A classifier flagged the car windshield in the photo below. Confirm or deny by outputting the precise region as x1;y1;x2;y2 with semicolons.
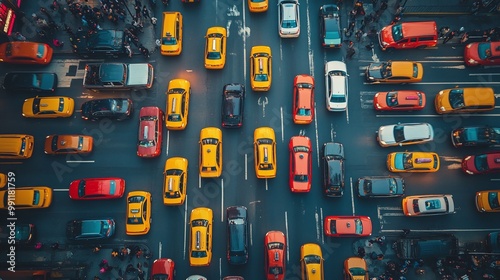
393;125;406;143
255;73;269;82
391;23;403;41
293;146;309;153
381;62;392;78
267;242;284;250
349;267;367;276
425;199;442;210
488;192;500;209
478;42;492;60
474;154;490;171
297;108;311;116
294;175;308;182
354;218;363;234
402;152;414;170
202;138;219;145
281;19;297;28
388;178;398;194
191;250;207;257
386;92;398;106
448;89;465;109
168;114;181;121
304;254;321;264
207;51;221;59
297;83;312;89
162;35;177;45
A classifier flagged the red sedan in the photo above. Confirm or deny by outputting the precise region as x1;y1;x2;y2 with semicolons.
150;258;175;280
324;216;372;237
373;90;426;111
69;178;125;200
138;106;164;158
464;41;500;66
264;231;286;280
462;152;500;175
289;136;312;193
292;74;315;124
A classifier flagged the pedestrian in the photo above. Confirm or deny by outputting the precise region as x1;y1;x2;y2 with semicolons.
135;0;142;7
126;264;136;274
51;242;60;249
395;5;404;16
347;21;355;32
357;247;366;257
125;42;132;57
390;15;401;25
347;47;355;59
402;228;411;237
142;5;150;19
370;251;378;260
443;31;455;44
138;270;145;280
375;236;385;245
377;253;384;260
99;259;108;268
111;250;119;258
93;245;102;253
34;242;43;250
150;16;157;27
52;39;64;48
355;29;363;42
136;248;143;258
137;262;142;271
380;1;388;11
13;32;26;41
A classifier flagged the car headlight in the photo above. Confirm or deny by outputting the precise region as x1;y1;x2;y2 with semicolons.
465;170;474;175
466;44;472;49
375;103;381;109
467;58;478;64
464;156;471;161
381;41;389;47
438;91;444;96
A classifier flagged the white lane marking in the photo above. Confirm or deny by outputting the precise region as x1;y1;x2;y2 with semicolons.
53;189;69;191
285;211;290;262
250;223;253;246
377;114;500;117
491;179;500;181
198;175;201;188
425;56;463;59
281;107;284;143
183;195;188;260
320;207;324;244
245;153;248;180
431;65;466;69
315;209;320;241
265;178;268;191
221;178;224;222
365;81;500;85
314;102;320;168
166;131;170;156
381;228;500;233
219;258;222;279
242;0;247;82
350;177;355;215
66;160;94;163
158;242;162;259
306;0;314;75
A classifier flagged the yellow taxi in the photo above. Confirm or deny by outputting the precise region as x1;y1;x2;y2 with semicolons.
166;79;191;130
44;135;93;155
300;243;324;280
126;191;152;235
205;27;227;69
189;207;213;266
22;96;74;118
434;87;495;114
161;12;183;56
248;0;268;12
387;151;440;173
0;186;52;209
475;190;500;212
199;127;223;178
163;157;188;206
254;127;277;178
250;46;272;91
365;61;423;84
344;257;369;280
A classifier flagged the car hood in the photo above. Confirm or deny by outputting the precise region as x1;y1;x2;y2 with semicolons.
378;125;396;144
367;63;384;79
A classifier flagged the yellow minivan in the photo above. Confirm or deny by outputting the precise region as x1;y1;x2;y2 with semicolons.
161;12;183;56
434;87;495;114
0;186;53;209
0;134;34;159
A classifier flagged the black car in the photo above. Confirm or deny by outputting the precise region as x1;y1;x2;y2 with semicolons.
81;98;133;121
451;126;500;147
319;4;342;48
221;83;245;128
395;235;459;260
66;219;115;241
226;206;248;265
73;30;126;58
357;176;405;198
322;142;344;197
0;223;35;247
3;72;57;93
486;231;500;253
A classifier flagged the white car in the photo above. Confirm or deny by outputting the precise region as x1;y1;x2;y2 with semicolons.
325;61;348;111
278;0;300;38
402;194;455;217
377;123;434;147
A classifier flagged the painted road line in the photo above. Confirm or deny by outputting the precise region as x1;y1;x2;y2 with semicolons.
425;56;464;59
350;177;355;215
158;242;162;259
306;0;314;76
491;179;500;181
166;130;169;156
281;107;284;143
242;0;247;82
245;153;248;180
377;114;500;117
330;124;336;142
66;160;94;163
221;178;224;222
431;65;466;69
469;73;500;76
441;156;462;162
315;210;320;241
53;189;69;191
285;211;289;262
183;195;188;260
381;228;500;233
320;207;324;245
0;162;22;164
265;178;268;191
250;223;253;246
219;258;222;280
198;175;201;189
314;101;320;168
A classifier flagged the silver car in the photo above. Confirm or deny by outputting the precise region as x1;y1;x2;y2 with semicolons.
377;123;434;147
325;61;348;111
278;0;300;38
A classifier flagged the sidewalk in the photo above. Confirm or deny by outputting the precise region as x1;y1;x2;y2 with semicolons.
13;0;157;55
0;243;152;280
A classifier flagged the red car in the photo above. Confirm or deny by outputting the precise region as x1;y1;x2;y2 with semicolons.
137;106;164;158
289;136;312;192
150;258;175;280
464;41;500;66
462;152;500;175
324;216;372;237
264;231;286;280
373;90;426;111
292;74;315;124
69;178;125;200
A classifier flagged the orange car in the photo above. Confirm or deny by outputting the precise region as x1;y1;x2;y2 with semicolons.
289;136;312;193
44;135;93;155
0;41;53;65
292;74;315;124
373;90;426;111
137;106;164;158
264;231;286;280
324;216;372;237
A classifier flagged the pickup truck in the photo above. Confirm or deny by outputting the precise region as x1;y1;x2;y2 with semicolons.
73;29;126;58
83;63;154;90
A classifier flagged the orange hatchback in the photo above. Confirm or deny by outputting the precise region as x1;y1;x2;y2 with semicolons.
292;74;315;124
373;90;426;111
44;135;93;155
324;215;372;237
289;136;312;193
0;41;53;65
